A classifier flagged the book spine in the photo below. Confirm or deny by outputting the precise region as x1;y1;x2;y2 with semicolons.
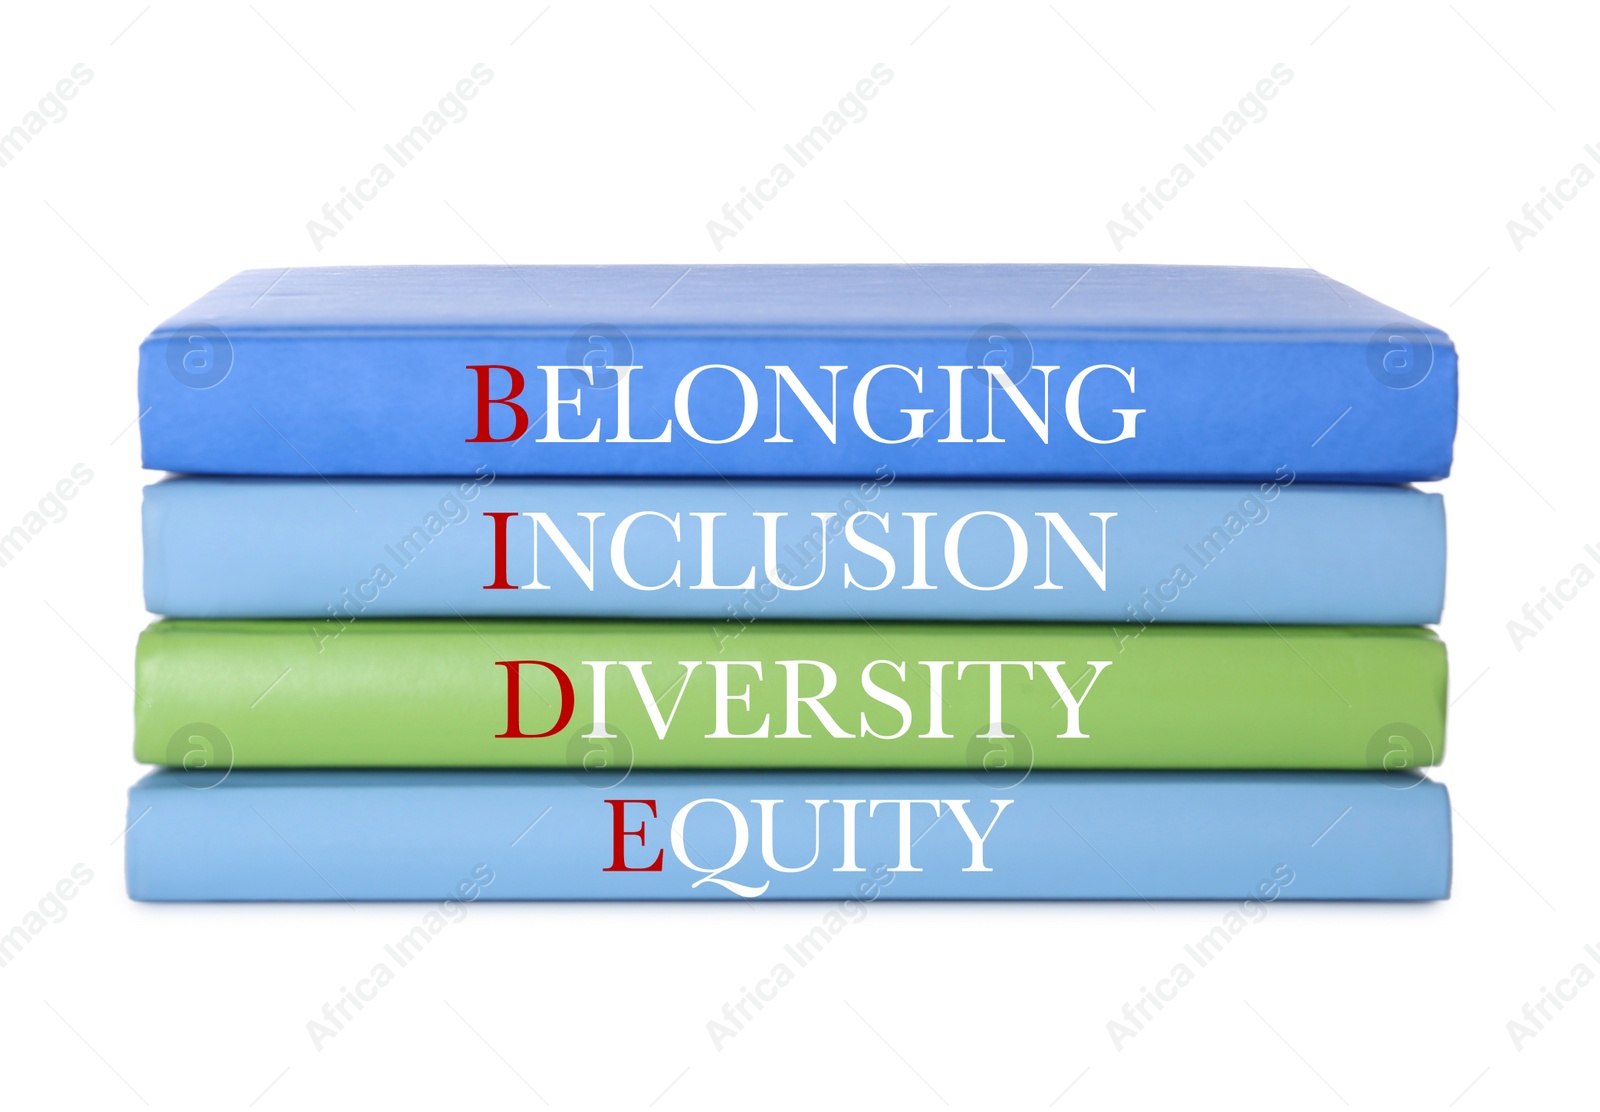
142;478;1446;624
124;770;1453;901
132;620;1447;770
137;333;1457;481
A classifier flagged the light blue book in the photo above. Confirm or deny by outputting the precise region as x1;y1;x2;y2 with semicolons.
125;770;1452;901
142;477;1445;623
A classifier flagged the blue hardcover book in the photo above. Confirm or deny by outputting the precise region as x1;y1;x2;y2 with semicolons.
137;265;1456;481
125;770;1451;901
142;476;1445;623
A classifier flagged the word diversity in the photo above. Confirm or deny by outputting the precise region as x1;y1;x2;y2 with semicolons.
492;657;1111;741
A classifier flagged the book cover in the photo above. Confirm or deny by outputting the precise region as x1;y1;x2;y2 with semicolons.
142;477;1446;624
137;264;1456;481
134;620;1447;770
124;769;1452;901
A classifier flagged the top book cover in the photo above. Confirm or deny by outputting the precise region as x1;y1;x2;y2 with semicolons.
137;264;1457;481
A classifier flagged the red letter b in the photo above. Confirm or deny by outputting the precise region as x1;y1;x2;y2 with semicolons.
467;364;530;443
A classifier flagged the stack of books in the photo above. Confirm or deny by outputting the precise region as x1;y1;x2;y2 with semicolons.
127;264;1455;901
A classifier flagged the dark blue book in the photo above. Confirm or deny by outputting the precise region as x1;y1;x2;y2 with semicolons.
125;770;1452;901
138;264;1456;481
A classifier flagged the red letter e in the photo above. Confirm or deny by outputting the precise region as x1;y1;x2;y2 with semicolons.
604;799;664;872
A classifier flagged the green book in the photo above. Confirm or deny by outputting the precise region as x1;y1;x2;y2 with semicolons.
134;620;1446;770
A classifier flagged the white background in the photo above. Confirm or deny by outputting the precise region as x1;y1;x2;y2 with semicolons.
0;2;1594;1108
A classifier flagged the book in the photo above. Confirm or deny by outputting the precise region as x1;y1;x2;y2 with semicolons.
135;620;1447;770
142;477;1446;624
124;769;1452;901
137;264;1456;481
